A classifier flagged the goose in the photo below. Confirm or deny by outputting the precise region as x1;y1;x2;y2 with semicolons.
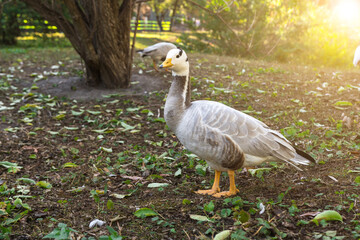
353;45;360;67
137;42;177;71
160;48;315;198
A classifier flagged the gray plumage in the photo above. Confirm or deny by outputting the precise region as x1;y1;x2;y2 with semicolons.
137;42;177;62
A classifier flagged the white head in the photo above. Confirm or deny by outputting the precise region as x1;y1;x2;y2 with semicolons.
160;48;189;76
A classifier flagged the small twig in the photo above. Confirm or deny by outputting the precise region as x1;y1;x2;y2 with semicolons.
266;36;282;56
129;0;142;78
253;216;276;237
269;220;284;240
155;210;166;220
214;0;234;13
244;11;257;34
117;222;122;235
183;229;191;240
248;32;255;51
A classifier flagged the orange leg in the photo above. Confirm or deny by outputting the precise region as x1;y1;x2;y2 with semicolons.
213;170;239;198
195;170;221;195
153;60;159;72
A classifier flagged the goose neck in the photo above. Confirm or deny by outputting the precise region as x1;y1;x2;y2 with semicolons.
167;73;191;108
164;73;191;130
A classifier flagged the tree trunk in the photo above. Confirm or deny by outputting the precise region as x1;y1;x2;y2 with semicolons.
153;4;164;31
169;0;179;31
21;0;133;88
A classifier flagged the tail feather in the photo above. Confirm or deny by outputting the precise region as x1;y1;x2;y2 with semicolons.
286;147;315;171
294;147;316;164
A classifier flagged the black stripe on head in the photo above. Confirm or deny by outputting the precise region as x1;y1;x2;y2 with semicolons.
186;57;188;62
176;47;183;58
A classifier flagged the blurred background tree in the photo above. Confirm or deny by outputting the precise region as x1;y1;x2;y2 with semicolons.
1;0;359;72
179;0;360;67
0;0;42;45
150;0;182;31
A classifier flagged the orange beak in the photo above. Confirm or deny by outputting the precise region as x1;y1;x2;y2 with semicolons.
160;58;173;69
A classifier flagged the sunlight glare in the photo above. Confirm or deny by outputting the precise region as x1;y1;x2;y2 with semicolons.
333;0;360;25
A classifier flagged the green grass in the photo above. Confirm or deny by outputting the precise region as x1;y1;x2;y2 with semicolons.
132;32;180;50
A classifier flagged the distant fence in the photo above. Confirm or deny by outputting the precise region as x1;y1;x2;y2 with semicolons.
131;20;171;31
20;20;171;34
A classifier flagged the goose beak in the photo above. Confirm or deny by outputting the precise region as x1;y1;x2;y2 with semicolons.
160;58;173;69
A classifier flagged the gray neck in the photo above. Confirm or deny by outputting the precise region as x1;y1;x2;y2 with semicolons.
164;74;191;131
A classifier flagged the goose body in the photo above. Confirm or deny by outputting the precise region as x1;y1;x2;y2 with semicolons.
137;42;177;71
353;45;360;67
160;49;315;197
173;100;311;171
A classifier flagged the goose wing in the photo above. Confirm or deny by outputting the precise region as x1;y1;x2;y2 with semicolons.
192;100;298;164
141;42;176;59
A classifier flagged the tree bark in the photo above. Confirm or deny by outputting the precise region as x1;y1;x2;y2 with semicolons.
21;0;133;88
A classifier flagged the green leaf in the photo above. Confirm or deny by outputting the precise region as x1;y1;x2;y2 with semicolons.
13;198;31;210
354;176;360;184
189;214;212;222
71;110;84;116
53;114;66;120
110;193;130;199
214;230;231;240
92;128;108;133
204;201;215;213
248;168;271;176
220;208;232;218
87;110;102;115
334;101;352;106
0;161;22;173
312;210;343;226
234;210;250;223
48;131;59;135
107;200;114;210
126;107;141;112
36;181;52;189
43;223;78;239
68;186;85;193
153;118;166;123
100;147;113;153
64;126;79;131
134;208;158;219
0;209;8;216
62;162;79;168
147;183;169;188
120;122;135;131
174;168;182;177
17;178;36;185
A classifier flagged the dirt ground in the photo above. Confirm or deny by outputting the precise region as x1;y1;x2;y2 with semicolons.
0;51;360;239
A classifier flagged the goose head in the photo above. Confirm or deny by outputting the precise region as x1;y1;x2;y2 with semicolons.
160;48;189;76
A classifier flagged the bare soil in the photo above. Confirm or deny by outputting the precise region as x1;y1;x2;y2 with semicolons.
0;51;359;239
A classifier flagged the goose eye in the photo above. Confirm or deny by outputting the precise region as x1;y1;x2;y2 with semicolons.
176;55;180;58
